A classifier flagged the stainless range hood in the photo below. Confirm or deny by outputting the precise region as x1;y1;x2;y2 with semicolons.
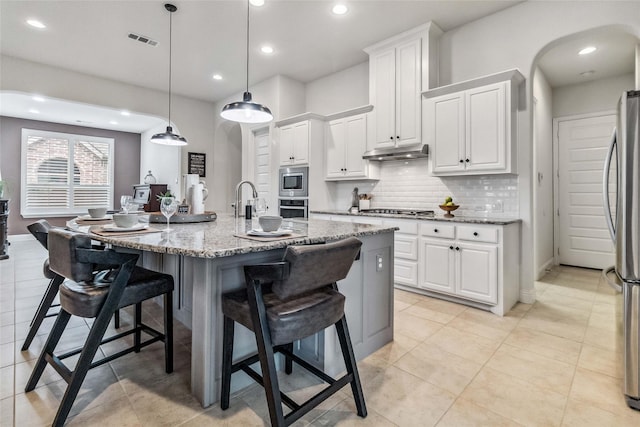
362;144;428;161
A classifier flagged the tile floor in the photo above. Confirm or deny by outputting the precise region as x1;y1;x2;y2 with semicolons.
2;238;640;426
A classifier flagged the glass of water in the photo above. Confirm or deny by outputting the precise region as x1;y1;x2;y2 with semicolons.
253;198;268;217
120;195;133;213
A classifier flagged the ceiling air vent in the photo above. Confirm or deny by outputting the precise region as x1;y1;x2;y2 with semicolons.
127;33;158;47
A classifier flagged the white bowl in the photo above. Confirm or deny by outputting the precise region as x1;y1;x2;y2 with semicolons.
112;213;139;228
88;208;107;218
259;215;283;232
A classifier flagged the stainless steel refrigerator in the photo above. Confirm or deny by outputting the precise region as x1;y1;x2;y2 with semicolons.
603;89;640;411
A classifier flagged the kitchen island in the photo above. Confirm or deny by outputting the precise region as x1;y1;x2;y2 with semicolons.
70;215;396;407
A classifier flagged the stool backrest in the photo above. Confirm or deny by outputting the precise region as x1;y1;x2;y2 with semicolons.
273;237;362;300
27;219;52;250
48;228;93;282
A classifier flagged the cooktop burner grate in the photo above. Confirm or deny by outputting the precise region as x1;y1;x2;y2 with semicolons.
361;209;435;216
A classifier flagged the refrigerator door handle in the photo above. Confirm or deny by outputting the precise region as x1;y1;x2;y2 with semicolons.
602;265;623;292
603;128;617;242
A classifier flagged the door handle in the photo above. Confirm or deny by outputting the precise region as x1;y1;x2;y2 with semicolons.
602;128;617;242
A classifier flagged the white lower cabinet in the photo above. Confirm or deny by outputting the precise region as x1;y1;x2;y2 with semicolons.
309;213;520;315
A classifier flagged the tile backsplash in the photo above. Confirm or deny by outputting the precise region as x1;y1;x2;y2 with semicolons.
333;159;519;217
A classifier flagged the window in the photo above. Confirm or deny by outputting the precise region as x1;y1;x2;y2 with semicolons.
21;129;114;217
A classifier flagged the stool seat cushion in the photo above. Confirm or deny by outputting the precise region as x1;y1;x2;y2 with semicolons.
59;266;174;318
222;284;345;346
43;259;56;280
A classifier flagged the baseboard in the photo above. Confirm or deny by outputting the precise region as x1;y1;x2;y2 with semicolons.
519;286;536;304
536;257;555;280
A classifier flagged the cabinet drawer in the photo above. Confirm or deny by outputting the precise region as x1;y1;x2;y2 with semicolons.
457;225;498;243
420;223;455;239
383;219;418;234
394;234;418;260
394;259;418;286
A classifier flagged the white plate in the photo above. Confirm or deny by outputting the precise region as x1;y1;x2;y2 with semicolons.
78;214;112;221
247;229;292;237
101;224;147;232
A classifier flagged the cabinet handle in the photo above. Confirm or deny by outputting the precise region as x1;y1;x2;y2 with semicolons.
434;229;438;233
459;159;464;163
473;232;478;236
455;246;460;251
397;136;400;139
390;136;394;140
465;159;470;163
449;246;454;250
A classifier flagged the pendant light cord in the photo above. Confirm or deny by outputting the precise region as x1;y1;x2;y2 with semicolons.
168;8;173;125
245;0;250;94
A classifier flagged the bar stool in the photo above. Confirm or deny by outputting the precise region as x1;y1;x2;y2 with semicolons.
220;237;367;426
25;228;174;426
22;220;120;351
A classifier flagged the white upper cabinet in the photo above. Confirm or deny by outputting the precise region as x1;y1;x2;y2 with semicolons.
279;121;310;166
325;113;378;180
365;22;442;150
424;69;524;176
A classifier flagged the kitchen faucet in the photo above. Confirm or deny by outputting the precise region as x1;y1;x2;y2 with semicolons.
234;180;259;218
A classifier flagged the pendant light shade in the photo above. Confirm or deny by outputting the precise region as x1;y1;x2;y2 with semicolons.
151;3;187;146
220;0;273;124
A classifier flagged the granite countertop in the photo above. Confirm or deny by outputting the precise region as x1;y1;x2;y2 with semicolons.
310;210;521;225
68;214;397;258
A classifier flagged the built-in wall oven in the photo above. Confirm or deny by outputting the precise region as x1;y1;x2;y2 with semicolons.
279;198;308;219
279;166;308;198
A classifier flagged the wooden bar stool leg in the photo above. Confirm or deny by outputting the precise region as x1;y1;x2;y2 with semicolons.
164;292;173;373
53;306;118;426
25;310;71;392
284;343;294;374
335;316;367;418
248;288;286;427
220;315;234;410
21;275;64;351
134;302;142;352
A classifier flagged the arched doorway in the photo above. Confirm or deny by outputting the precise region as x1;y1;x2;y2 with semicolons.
531;26;638;276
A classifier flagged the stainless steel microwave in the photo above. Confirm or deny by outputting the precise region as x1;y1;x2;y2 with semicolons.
279;166;308;198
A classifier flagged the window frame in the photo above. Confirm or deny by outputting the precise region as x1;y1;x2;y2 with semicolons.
20;128;115;218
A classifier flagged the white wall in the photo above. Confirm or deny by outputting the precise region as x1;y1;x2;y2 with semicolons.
437;1;640;302
533;68;554;278
305;62;369;115
553;73;634;117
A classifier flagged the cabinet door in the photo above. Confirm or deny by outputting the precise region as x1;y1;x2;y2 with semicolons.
465;82;506;172
428;92;465;174
344;114;368;177
456;241;497;304
395;38;421;147
394;258;418;287
419;238;455;294
370;48;396;148
326;119;345;178
292;121;310;165
279;125;294;165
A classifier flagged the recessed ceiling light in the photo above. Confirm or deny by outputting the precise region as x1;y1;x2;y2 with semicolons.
332;4;348;15
212;74;223;80
261;45;274;54
578;46;597;55
120;110;131;116
26;19;46;29
32;96;45;102
580;70;595;77
29;109;40;114
249;0;265;6
110;120;118;125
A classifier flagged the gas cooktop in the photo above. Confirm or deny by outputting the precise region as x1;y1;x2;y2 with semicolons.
360;209;435;217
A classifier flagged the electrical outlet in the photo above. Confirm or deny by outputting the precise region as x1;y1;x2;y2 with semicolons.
376;255;383;272
492;200;503;212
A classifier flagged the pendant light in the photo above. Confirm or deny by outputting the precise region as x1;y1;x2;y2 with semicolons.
220;0;273;123
151;3;187;146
